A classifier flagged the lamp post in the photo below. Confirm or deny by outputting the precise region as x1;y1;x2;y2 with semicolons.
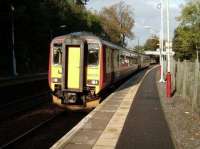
137;38;140;52
159;0;165;82
11;4;17;76
145;0;165;82
134;37;140;52
166;0;172;97
144;25;165;83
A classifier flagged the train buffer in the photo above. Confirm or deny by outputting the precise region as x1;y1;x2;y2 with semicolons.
51;66;175;149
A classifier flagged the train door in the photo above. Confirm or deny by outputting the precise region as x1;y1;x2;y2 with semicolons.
111;49;115;83
105;47;112;84
63;39;87;93
67;47;81;89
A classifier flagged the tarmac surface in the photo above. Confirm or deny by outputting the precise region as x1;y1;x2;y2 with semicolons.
51;66;175;149
115;68;174;149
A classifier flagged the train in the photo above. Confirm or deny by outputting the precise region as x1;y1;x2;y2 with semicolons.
48;32;151;108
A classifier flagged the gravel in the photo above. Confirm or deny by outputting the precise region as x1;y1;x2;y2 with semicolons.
156;71;200;149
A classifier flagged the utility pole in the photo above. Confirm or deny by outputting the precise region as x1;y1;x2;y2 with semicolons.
11;4;17;77
159;0;165;82
166;0;172;97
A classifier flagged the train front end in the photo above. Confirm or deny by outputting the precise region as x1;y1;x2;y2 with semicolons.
49;35;101;108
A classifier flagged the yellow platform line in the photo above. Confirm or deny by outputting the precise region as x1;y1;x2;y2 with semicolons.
93;65;159;149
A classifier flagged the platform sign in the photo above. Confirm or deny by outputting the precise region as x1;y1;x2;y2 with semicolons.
165;42;172;48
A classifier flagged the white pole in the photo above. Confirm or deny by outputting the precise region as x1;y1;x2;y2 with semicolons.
166;0;170;73
159;0;165;82
166;0;172;97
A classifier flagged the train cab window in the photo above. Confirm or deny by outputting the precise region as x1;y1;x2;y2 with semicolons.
53;43;62;65
88;43;99;66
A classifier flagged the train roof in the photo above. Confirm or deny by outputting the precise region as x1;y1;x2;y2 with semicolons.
66;32;139;53
51;32;148;55
51;32;98;44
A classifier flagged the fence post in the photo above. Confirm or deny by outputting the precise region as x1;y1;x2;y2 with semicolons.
176;59;181;95
192;59;199;113
171;58;176;94
174;60;177;94
182;60;187;99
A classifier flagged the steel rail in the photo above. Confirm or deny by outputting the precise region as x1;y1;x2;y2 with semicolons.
0;73;48;87
0;91;50;110
0;111;63;149
0;91;51;120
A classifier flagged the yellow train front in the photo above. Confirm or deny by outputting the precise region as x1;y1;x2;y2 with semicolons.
49;33;101;108
48;32;150;108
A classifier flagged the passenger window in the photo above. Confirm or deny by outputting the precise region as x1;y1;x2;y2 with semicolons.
53;43;62;65
88;43;99;66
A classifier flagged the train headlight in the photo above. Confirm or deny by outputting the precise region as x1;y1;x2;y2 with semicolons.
52;78;61;83
87;80;99;85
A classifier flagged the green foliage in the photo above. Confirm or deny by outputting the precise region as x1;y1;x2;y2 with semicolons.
0;0;106;75
67;0;89;5
143;35;159;51
99;1;135;47
134;45;145;53
173;0;200;61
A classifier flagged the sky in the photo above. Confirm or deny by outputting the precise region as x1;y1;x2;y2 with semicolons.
86;0;186;48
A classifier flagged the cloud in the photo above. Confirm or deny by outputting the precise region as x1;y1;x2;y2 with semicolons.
87;0;185;47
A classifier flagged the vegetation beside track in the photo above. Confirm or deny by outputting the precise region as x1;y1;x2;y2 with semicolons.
0;1;135;76
0;1;103;75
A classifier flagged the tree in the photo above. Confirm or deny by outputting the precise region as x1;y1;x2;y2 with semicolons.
99;1;134;47
76;0;89;5
62;0;89;6
134;45;145;53
144;35;159;51
173;0;200;60
0;0;104;75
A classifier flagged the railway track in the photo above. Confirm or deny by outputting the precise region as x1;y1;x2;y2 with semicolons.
0;74;48;106
0;106;88;149
0;110;64;149
0;91;51;120
0;67;152;149
0;73;47;87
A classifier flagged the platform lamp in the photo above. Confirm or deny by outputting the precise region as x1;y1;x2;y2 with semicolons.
158;0;165;83
166;0;172;98
143;24;165;83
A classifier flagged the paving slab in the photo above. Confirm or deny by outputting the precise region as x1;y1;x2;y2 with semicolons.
115;68;174;149
63;143;92;149
69;129;102;145
51;67;152;149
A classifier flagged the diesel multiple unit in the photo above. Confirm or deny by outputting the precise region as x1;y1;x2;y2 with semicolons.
48;32;150;108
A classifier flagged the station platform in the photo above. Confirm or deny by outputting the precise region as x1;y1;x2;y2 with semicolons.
51;66;174;149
